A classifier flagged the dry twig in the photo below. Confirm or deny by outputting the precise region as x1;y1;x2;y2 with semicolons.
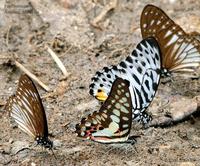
0;101;6;107
15;60;50;91
46;46;70;78
6;25;12;48
91;0;118;28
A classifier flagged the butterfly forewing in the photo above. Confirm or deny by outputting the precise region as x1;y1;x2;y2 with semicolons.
89;37;161;124
140;4;200;73
76;78;132;143
5;74;51;148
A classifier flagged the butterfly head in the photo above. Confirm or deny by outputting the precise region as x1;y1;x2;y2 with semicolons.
36;136;53;149
161;68;171;77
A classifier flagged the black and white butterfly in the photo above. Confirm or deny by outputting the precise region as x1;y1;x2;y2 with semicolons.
76;78;134;143
5;74;53;149
89;37;161;124
141;4;200;74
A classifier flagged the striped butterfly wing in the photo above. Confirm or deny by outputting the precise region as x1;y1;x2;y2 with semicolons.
89;37;161;124
141;4;200;73
5;74;52;148
76;78;132;143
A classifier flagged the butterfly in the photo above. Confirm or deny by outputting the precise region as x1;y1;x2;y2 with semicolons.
140;4;200;74
89;37;161;124
5;74;53;149
76;78;135;143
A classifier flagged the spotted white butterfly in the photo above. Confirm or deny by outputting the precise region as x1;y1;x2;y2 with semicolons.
89;37;161;124
141;4;200;74
76;78;135;143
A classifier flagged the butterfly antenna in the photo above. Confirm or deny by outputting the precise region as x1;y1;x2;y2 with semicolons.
50;149;58;166
51;149;57;160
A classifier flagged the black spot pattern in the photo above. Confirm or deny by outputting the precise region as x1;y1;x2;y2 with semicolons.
141;61;146;67
137;67;142;73
96;71;101;76
92;77;99;82
113;66;118;71
121;69;126;74
120;61;127;68
145;80;150;90
107;74;111;78
132;50;138;57
153;58;156;65
103;67;109;73
142;41;148;48
146;58;150;64
89;83;95;88
126;56;133;63
155;53;159;61
132;74;140;85
145;49;149;54
150;72;154;80
137;43;142;52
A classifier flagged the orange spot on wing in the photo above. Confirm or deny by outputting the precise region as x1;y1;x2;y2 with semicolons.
96;90;108;101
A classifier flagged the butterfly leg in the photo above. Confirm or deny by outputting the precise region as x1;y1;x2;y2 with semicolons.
140;111;152;125
127;135;141;145
132;110;152;126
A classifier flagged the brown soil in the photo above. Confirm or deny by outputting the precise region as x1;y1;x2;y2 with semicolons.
0;0;200;165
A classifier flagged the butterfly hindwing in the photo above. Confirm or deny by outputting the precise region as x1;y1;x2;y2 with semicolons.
76;78;132;143
89;37;161;124
140;4;200;73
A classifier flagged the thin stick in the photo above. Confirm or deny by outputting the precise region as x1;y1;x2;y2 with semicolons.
91;0;118;28
0;101;6;106
46;46;70;78
6;25;12;47
15;60;50;91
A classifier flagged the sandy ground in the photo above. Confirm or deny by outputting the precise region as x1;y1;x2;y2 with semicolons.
0;0;200;165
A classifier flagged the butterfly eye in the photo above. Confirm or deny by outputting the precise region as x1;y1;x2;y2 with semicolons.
141;4;200;74
5;74;53;150
89;37;161;125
